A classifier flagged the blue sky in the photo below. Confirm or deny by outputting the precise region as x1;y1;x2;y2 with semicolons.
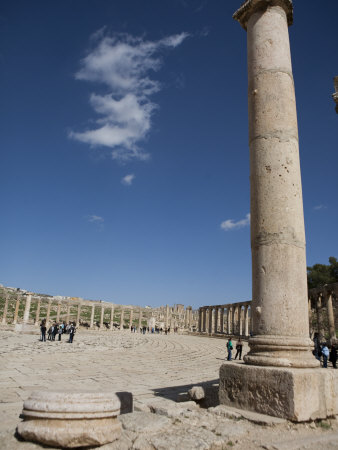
1;1;337;307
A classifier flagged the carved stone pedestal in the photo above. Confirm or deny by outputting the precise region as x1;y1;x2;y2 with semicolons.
17;391;123;448
219;362;338;421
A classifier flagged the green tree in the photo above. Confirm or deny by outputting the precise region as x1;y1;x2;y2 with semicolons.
307;256;338;289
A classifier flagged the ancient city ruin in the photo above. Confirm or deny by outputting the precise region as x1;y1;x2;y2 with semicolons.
1;0;337;448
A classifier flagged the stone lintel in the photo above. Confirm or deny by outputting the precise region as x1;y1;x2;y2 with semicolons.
219;362;338;421
233;0;293;30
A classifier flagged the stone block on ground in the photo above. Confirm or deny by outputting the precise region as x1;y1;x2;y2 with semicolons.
219;362;338;421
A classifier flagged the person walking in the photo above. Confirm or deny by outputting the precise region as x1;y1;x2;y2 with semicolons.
322;343;329;368
329;343;337;369
58;326;62;341
68;324;76;343
40;321;46;342
226;338;233;361
234;338;243;360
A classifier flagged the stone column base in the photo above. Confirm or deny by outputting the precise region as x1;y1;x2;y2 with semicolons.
219;362;338;421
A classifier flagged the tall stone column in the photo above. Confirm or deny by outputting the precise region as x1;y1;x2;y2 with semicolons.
316;294;324;339
100;305;104;329
1;291;9;325
208;307;213;334
203;308;207;332
66;303;71;323
76;304;81;325
129;309;133;328
110;306;115;331
165;305;169;329
239;306;243;336
120;308;124;330
214;307;219;333
13;295;20;325
35;298;41;326
23;295;32;324
244;305;249;336
46;299;52;325
198;308;202;332
327;293;336;340
219;308;224;333
231;306;236;335
227;308;231;334
219;2;329;423
138;307;142;331
233;0;317;368
56;303;61;323
90;305;95;328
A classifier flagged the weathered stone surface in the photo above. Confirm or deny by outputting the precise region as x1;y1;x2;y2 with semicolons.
209;404;286;425
18;417;121;448
17;391;122;448
119;412;170;433
188;386;205;400
219;362;338;421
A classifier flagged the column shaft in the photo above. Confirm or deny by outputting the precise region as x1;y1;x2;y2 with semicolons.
13;295;20;324
23;295;32;324
35;298;41;326
1;292;9;325
90;305;95;328
236;2;317;367
46;299;52;325
120;308;124;330
110;306;115;331
327;293;336;340
100;305;104;329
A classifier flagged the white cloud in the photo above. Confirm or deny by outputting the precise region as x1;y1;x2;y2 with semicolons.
121;174;135;186
313;204;327;211
87;215;104;223
70;31;189;161
220;213;250;231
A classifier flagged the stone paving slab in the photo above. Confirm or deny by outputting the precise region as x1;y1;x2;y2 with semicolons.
1;329;338;449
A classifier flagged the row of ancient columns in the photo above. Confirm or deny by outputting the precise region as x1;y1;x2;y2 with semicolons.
165;304;194;330
0;292;146;331
198;303;251;336
308;284;337;341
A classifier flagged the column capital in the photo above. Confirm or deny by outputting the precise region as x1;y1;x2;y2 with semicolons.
233;0;293;30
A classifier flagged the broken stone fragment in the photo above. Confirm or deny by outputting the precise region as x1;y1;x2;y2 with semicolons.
188;386;205;401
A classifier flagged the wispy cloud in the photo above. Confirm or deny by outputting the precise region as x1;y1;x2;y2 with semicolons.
87;215;104;223
220;213;250;231
313;204;327;211
86;215;104;230
69;31;189;162
121;174;135;185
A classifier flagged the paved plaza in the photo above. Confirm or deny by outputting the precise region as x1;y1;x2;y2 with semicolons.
1;329;337;449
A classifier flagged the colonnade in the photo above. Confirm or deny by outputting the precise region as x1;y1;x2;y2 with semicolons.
0;289;197;332
198;302;251;337
308;282;338;341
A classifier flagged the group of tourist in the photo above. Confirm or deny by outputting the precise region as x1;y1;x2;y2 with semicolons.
224;333;337;368
313;333;337;368
226;337;243;361
130;325;176;334
39;320;76;343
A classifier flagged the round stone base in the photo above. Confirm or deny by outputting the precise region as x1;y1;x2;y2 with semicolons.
17;391;123;448
18;417;121;448
244;335;320;368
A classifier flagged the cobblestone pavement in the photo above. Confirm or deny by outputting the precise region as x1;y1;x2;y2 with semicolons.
1;329;337;450
0;330;233;433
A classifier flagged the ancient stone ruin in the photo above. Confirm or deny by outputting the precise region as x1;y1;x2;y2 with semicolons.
218;0;338;421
